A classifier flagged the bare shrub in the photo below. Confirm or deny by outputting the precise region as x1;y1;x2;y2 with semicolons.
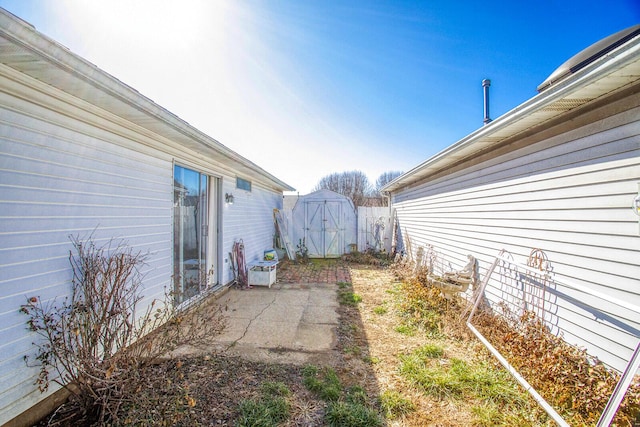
21;234;225;425
390;260;470;339
392;258;640;425
474;305;640;426
343;249;391;266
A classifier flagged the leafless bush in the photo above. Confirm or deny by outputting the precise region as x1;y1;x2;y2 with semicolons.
392;257;640;425
21;235;225;425
474;305;640;426
342;249;391;266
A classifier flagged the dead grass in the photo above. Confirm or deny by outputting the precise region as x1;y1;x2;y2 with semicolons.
345;265;518;426
37;260;640;426
388;263;640;426
473;307;640;426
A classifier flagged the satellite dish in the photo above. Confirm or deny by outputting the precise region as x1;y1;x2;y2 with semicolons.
537;24;640;92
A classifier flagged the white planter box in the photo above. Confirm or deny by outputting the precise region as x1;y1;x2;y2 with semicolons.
248;261;278;288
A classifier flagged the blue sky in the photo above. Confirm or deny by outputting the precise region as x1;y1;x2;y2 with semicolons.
1;1;638;193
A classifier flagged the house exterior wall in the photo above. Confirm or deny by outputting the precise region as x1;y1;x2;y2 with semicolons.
0;94;174;424
390;91;640;372
0;62;286;426
221;177;283;283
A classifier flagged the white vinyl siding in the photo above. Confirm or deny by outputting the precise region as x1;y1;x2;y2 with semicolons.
222;178;282;284
0;14;292;423
0;83;289;425
392;103;640;372
0;101;173;424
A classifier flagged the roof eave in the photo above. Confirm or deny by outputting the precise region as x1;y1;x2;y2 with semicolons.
0;8;295;193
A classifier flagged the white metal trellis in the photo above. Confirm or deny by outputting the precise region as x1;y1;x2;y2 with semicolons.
467;250;640;427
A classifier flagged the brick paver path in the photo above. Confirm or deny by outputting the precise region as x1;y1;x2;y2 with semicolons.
277;259;351;284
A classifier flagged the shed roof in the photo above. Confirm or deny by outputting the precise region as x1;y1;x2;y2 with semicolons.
300;189;344;198
299;189;353;201
293;189;356;210
383;26;640;194
0;8;294;193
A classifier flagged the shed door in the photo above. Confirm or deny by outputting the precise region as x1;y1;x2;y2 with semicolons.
324;201;342;257
305;200;343;258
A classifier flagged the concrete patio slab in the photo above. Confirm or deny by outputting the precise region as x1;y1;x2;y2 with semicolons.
174;280;340;366
293;323;336;351
301;305;340;324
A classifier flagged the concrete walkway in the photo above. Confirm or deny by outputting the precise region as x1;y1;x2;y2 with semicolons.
210;281;339;365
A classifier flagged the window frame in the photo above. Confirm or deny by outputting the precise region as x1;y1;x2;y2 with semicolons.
236;177;252;192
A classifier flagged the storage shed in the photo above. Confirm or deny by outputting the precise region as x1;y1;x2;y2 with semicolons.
0;9;294;425
289;189;357;258
383;25;640;374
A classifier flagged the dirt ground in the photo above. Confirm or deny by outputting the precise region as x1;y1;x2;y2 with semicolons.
160;260;492;426
38;260;519;426
340;264;484;426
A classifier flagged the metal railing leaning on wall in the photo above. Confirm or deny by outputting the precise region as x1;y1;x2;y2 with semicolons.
466;249;640;427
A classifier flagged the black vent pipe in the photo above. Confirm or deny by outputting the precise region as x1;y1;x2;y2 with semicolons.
482;79;492;125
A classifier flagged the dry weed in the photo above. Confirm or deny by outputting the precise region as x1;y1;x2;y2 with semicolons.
392;260;640;425
474;306;640;426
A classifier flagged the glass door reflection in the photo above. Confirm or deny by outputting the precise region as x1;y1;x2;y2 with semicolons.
173;165;208;304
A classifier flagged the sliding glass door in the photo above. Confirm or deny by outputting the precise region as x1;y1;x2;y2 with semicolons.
173;165;215;304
